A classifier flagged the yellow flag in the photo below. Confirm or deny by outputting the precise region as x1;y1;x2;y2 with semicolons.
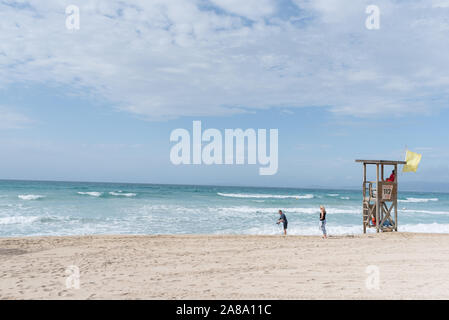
403;150;422;172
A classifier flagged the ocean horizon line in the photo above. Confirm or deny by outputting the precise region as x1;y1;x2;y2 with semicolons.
1;178;447;194
0;178;361;192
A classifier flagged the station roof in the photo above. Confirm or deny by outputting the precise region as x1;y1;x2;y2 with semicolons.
355;159;407;165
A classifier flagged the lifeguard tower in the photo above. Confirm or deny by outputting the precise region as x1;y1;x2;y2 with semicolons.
355;160;407;233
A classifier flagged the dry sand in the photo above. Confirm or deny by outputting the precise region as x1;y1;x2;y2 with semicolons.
1;233;449;299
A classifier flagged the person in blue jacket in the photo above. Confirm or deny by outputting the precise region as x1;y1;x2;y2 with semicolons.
277;210;288;236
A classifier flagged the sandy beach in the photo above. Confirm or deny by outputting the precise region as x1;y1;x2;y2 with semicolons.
1;233;449;299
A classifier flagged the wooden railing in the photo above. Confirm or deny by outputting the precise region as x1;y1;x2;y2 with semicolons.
363;181;377;201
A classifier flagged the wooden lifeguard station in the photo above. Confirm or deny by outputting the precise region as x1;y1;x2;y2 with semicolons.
355;160;407;233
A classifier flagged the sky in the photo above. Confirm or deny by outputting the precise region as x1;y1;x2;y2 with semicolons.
1;0;449;190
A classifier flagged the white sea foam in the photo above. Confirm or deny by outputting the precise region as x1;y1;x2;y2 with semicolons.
0;215;40;225
77;191;103;197
231;224;366;236
109;192;136;197
401;209;449;215
399;223;449;233
134;204;361;217
221;223;449;236
213;206;360;215
328;194;339;197
340;197;350;200
136;204;449;218
217;192;314;199
224;222;449;236
398;197;439;203
18;194;45;200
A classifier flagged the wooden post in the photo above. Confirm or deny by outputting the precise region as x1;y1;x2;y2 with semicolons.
364;163;367;183
376;164;380;233
363;163;367;233
381;164;385;230
394;164;398;231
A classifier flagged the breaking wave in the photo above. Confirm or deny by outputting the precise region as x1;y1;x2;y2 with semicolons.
109;191;136;197
18;194;45;201
398;197;438;203
217;193;314;199
77;191;103;197
0;215;41;225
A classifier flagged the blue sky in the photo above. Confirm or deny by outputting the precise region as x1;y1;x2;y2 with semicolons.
1;0;449;190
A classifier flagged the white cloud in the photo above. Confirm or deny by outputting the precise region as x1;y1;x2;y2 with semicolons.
1;0;449;120
0;107;33;129
292;0;363;23
432;0;449;8
209;0;276;20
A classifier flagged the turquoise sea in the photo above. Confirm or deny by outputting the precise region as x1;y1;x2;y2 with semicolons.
1;180;448;237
